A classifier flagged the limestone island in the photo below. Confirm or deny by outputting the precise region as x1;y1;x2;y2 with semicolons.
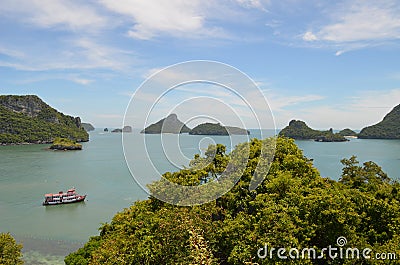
338;128;358;137
50;137;82;150
358;103;400;139
112;126;133;133
279;120;348;142
189;123;250;135
82;123;95;131
0;95;88;145
141;114;191;134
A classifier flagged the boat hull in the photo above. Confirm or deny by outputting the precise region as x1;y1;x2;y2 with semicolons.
43;195;86;206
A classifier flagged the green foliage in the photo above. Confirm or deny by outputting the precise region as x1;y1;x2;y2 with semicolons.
0;95;88;144
189;123;249;135
0;233;23;265
50;137;82;150
359;104;400;139
66;137;400;265
279;120;347;142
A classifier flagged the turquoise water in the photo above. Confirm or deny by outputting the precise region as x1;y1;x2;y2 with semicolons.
0;130;399;264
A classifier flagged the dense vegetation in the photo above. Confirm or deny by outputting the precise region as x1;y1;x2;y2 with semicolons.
0;95;88;144
65;137;400;264
189;123;249;135
359;104;400;139
50;137;82;150
0;233;23;265
338;128;358;137
141;114;191;134
279;120;348;142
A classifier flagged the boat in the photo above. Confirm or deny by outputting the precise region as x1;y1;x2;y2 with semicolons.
43;188;86;206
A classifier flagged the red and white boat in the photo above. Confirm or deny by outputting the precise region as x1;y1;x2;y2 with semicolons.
43;188;86;206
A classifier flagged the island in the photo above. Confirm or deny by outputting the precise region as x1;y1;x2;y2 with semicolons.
279;120;348;142
358;103;400;139
81;123;95;132
0;95;89;144
141;114;191;134
189;123;250;135
111;126;132;133
50;137;82;150
338;128;358;137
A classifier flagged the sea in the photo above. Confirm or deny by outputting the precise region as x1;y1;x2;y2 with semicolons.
0;129;399;264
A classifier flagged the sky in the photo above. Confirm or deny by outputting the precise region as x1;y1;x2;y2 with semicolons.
0;0;400;129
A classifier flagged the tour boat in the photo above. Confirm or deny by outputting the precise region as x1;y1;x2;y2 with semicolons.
43;188;86;206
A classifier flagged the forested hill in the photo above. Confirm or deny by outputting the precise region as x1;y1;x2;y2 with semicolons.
141;114;191;134
65;137;400;264
279;120;347;142
0;95;88;144
358;103;400;139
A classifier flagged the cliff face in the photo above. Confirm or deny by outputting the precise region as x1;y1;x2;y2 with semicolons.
0;95;43;117
358;104;400;139
0;95;88;144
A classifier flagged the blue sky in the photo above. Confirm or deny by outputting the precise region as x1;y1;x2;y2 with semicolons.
0;0;400;129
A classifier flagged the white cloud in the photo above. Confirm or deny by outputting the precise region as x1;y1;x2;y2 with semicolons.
303;0;400;52
0;37;136;72
235;0;268;10
274;88;400;129
267;93;325;112
302;31;318;41
70;78;94;85
100;0;220;40
0;0;107;31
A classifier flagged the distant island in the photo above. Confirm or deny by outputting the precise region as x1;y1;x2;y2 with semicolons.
279;120;348;142
50;137;82;150
189;123;250;135
338;128;358;137
82;123;95;132
112;126;132;133
358;103;400;139
0;95;88;144
141;114;191;134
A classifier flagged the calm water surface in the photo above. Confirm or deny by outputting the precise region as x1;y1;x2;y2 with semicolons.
0;129;399;264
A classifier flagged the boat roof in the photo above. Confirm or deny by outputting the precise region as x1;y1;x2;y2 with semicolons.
44;188;76;197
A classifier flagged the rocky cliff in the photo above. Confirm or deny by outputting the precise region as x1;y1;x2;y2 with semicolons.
0;95;89;144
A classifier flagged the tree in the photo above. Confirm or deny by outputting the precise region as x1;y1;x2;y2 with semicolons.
0;233;23;265
66;138;400;265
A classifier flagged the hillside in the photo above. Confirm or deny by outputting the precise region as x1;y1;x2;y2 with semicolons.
0;95;88;144
141;114;191;134
279;120;347;142
358;104;400;139
189;123;250;135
